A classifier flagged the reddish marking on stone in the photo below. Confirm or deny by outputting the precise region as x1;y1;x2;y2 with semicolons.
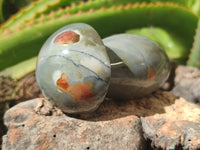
56;73;70;93
56;73;94;102
68;81;94;102
147;66;156;81
54;30;80;44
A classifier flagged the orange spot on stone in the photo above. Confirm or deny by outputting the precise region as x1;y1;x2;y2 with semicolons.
56;73;70;93
68;81;94;102
56;73;94;102
54;30;80;44
147;66;156;81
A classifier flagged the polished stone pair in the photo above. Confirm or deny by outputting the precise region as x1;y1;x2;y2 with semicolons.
36;23;170;114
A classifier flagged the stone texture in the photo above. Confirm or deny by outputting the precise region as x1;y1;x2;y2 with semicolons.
2;90;200;150
171;65;200;104
141;97;200;150
2;98;146;150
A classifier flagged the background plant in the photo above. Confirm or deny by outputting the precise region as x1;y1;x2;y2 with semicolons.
0;0;199;79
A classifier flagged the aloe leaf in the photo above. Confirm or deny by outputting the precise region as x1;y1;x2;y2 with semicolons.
187;0;200;15
0;0;197;33
0;57;37;80
187;18;200;68
0;0;32;24
0;0;4;23
0;3;198;71
0;0;82;32
126;27;187;64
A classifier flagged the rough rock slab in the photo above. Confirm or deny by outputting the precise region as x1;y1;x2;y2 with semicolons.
171;65;200;104
2;91;200;150
141;97;200;150
2;98;146;150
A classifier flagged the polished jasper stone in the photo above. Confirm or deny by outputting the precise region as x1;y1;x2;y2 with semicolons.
36;23;111;114
103;34;170;99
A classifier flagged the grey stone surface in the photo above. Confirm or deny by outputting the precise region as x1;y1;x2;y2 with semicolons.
171;65;200;104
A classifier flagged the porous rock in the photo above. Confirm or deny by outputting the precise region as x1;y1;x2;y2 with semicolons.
171;65;200;104
141;97;200;150
2;90;200;150
2;98;146;150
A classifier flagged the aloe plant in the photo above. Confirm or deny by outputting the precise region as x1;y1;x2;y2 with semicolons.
187;18;200;67
0;0;200;80
0;0;33;23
